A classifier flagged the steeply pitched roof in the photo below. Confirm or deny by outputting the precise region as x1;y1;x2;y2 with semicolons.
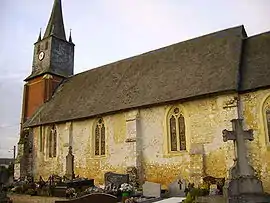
24;26;246;127
240;31;270;91
43;0;66;41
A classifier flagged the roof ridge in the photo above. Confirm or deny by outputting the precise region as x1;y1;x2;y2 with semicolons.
72;25;245;79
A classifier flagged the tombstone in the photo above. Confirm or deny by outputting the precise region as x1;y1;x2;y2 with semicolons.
203;176;225;195
222;119;270;203
209;184;218;195
55;193;117;203
126;166;140;188
168;179;186;197
142;181;161;198
104;172;129;189
66;146;75;180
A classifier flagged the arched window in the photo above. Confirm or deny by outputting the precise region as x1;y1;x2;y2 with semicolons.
39;126;43;152
266;108;270;142
48;125;57;157
168;107;186;152
94;118;105;156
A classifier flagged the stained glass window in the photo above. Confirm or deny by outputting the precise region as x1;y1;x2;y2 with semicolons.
178;114;186;150
267;110;270;142
168;107;186;152
53;126;57;157
48;125;57;158
95;125;100;155
49;129;52;158
39;126;43;152
94;119;106;156
170;116;177;151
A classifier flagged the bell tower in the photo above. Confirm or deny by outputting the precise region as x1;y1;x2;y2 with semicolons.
22;0;75;122
15;0;75;179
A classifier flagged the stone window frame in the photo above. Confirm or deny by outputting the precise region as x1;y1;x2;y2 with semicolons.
93;118;106;157
39;126;44;152
263;96;270;146
48;124;57;158
166;105;187;154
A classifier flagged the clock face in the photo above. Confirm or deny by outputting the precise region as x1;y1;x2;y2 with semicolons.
38;51;45;61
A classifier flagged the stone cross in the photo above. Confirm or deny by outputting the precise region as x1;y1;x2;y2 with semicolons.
66;146;75;180
222;119;254;176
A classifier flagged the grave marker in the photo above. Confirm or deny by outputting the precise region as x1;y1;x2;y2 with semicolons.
142;181;161;198
222;119;270;203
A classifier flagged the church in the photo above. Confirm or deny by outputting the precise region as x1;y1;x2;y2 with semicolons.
15;0;270;191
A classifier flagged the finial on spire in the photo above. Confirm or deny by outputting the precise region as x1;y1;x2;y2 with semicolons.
69;29;73;43
43;0;66;40
37;28;42;42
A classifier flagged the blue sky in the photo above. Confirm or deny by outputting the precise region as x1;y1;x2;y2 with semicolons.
0;0;270;158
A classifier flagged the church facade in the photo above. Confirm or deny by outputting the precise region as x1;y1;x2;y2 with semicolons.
16;0;270;191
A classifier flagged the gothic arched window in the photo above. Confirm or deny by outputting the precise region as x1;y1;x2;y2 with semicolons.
48;125;57;157
266;109;270;142
168;107;186;152
94;118;106;156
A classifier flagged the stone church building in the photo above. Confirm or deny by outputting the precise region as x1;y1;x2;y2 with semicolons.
16;0;270;191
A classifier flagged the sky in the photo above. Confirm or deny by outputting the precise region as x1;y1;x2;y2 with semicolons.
0;0;270;158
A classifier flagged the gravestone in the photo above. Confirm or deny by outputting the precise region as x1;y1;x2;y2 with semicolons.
209;184;218;195
222;119;270;203
104;172;129;189
126;166;140;188
66;146;75;180
55;193;117;203
143;181;161;198
168;179;186;197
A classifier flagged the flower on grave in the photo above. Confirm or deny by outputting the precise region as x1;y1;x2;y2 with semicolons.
85;186;104;194
120;183;133;193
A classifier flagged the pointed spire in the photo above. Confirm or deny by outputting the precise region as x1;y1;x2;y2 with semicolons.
43;0;66;40
37;28;42;42
69;29;73;43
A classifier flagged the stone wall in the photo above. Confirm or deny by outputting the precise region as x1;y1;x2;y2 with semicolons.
30;89;270;191
241;88;270;191
139;94;237;186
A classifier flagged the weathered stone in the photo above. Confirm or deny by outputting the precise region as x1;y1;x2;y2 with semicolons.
143;181;161;198
168;179;186;197
223;119;270;203
65;146;74;180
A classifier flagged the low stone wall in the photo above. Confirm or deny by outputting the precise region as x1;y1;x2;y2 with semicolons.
9;194;66;203
196;195;226;203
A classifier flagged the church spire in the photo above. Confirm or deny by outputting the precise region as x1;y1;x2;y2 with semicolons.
43;0;66;41
68;29;73;43
37;28;42;42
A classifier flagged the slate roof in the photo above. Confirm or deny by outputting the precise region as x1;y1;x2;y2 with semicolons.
240;31;270;91
24;26;270;127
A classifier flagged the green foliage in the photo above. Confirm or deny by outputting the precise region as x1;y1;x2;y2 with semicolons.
183;192;194;203
183;186;210;203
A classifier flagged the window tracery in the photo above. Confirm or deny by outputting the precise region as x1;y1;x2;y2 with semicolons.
168;107;186;152
94;118;106;156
